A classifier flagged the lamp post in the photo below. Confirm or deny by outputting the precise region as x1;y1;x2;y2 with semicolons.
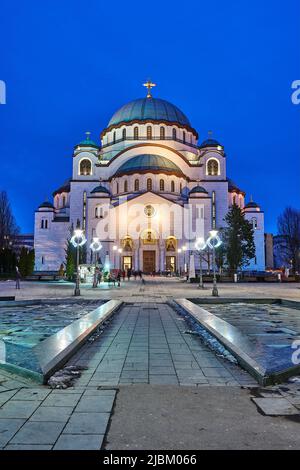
195;237;207;289
182;245;187;274
118;248;123;270
177;248;182;276
207;230;222;297
90;238;103;288
70;229;87;296
113;245;117;268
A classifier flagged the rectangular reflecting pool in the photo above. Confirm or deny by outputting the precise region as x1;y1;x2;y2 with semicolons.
179;298;300;384
0;299;112;381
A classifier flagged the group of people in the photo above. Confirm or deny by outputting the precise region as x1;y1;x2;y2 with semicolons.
119;268;143;281
93;267;144;287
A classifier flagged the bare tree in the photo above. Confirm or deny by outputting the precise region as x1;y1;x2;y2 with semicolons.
0;190;19;249
277;207;300;274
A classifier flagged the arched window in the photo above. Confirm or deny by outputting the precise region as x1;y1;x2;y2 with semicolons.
172;128;177;140
207;159;219;176
252;217;258;230
41;219;48;229
116;182;119;194
95;206;103;219
171;181;175;192
134;179;139;191
159;179;165;191
180;183;182;193
147;178;152;191
134;127;139;139
62;195;66;207
160;127;165;139
122;128;126;140
124;180;128;192
183;131;186;143
147;126;152;139
113;131;116;144
79;159;92;176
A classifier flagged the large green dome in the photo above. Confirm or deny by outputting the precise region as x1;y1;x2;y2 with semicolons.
114;154;184;177
108;98;191;127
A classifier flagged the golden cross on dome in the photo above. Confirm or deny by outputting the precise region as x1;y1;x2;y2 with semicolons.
143;79;156;98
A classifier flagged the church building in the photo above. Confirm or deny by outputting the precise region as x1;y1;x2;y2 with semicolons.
34;82;265;273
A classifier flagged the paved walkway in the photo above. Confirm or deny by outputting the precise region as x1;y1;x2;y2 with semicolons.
69;302;255;387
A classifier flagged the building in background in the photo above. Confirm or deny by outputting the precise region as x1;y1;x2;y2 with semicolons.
13;234;34;255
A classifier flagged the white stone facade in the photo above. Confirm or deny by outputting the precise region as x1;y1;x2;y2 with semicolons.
34;92;265;272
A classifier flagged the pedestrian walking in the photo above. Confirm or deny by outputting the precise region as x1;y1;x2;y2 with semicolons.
15;266;21;290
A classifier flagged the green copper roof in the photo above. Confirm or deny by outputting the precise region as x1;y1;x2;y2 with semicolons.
114;154;183;177
108;98;191;127
90;185;110;194
199;138;222;149
77;138;98;147
189;186;208;194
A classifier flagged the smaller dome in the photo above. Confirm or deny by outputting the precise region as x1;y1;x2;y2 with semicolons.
114;154;183;177
90;185;110;195
199;138;222;149
39;201;54;209
245;201;259;209
189;186;208;194
75;133;99;148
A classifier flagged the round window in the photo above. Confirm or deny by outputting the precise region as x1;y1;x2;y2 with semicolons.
144;205;155;217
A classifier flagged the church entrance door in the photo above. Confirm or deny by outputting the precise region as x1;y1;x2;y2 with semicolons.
143;251;156;273
166;256;176;273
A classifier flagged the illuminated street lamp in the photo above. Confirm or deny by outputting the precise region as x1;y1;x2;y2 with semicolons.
71;228;87;296
207;230;222;297
195;237;207;289
90;238;103;288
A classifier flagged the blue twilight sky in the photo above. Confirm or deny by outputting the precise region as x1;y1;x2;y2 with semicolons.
0;0;299;234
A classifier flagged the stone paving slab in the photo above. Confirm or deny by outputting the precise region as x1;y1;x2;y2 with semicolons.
252;397;299;416
29;406;73;422
0;400;40;419
63;412;110;434
75;395;115;413
9;421;65;445
0;419;26;447
53;434;104;450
